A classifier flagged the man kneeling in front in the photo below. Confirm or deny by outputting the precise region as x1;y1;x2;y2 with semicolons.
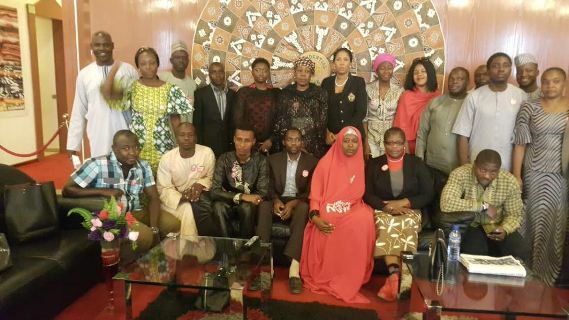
62;130;158;257
440;149;529;260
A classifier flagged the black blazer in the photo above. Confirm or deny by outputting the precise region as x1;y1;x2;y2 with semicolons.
321;75;367;137
193;85;236;157
364;154;434;211
267;151;318;201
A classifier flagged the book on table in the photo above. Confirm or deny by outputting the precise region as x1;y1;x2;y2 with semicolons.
459;254;527;277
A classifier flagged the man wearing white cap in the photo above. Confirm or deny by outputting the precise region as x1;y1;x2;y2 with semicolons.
514;53;541;100
158;41;196;122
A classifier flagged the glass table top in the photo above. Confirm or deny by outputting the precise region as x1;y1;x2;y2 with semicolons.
114;236;272;291
406;253;569;318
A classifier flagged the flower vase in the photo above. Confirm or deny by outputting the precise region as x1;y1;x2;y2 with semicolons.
100;238;120;310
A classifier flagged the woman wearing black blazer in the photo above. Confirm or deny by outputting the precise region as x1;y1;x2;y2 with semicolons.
321;48;367;146
364;127;433;302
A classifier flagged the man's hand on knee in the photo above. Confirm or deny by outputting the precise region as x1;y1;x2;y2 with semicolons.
241;194;263;205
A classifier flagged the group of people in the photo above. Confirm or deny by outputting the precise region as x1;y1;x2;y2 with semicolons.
62;30;568;305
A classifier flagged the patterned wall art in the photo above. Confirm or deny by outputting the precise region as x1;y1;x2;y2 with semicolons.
0;6;23;112
191;0;445;89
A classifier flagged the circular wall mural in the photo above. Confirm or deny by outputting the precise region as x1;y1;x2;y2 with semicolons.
191;0;445;89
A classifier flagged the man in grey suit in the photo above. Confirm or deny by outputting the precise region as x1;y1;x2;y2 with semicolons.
256;128;318;294
193;62;236;157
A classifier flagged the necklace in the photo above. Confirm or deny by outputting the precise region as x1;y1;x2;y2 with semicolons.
335;76;349;87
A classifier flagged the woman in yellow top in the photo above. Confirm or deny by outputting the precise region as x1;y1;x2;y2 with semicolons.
104;47;192;173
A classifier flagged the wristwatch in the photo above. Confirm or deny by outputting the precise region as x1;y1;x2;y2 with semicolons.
151;226;159;234
480;202;489;212
233;193;242;204
309;210;320;221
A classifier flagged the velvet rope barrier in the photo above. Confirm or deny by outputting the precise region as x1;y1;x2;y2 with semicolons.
0;114;68;157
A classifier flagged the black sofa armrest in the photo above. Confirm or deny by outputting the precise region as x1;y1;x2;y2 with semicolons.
56;195;106;229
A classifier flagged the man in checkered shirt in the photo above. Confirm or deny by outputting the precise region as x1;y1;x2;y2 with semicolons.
63;130;159;255
440;149;529;261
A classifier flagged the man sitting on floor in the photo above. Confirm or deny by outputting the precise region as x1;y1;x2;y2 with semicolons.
256;128;318;294
440;149;529;261
156;123;215;238
62;130;158;255
210;125;269;238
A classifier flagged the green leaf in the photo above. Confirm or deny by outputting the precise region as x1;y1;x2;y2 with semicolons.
68;208;94;229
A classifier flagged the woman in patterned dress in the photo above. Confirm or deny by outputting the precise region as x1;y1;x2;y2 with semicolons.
512;67;569;285
111;47;192;173
273;57;328;158
364;53;403;158
233;57;280;154
364;127;433;301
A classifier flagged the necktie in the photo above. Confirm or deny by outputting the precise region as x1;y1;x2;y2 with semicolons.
216;88;225;120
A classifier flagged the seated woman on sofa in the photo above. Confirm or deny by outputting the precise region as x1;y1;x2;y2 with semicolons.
364;127;434;301
300;126;376;304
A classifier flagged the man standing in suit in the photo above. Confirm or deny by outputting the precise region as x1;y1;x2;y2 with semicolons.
193;62;236;157
256;128;318;294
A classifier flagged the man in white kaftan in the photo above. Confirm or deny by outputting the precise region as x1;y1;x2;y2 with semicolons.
67;31;138;158
157;123;215;237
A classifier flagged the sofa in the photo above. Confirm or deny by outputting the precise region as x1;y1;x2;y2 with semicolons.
0;164;102;320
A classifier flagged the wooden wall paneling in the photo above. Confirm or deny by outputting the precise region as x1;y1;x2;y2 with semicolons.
52;19;67;152
26;4;43;159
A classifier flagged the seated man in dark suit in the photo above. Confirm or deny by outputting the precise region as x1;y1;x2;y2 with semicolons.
256;128;318;294
210;125;268;238
193;62;236;157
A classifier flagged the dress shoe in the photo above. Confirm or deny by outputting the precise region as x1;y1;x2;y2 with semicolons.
289;277;303;294
377;273;399;302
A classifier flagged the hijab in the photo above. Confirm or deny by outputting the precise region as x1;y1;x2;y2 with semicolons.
309;126;365;212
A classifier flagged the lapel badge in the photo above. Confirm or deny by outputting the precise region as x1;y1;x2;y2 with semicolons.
348;92;355;102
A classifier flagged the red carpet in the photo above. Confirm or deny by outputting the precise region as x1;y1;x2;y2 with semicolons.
55;268;407;320
55;267;568;320
16;153;73;189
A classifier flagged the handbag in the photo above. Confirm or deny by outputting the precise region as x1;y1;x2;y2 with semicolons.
194;271;230;312
0;233;12;272
3;182;59;243
429;228;447;295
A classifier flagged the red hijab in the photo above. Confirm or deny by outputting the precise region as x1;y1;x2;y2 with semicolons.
309;126;366;212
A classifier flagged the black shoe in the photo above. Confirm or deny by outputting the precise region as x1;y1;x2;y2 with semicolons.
249;276;261;291
289;277;303;294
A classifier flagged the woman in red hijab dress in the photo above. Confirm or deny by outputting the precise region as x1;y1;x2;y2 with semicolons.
300;126;375;303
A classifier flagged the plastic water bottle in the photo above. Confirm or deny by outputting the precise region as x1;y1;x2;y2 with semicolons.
448;224;461;261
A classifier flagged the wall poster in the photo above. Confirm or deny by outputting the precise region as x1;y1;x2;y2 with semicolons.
0;5;23;112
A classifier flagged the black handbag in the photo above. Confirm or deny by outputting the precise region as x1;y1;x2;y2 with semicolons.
194;271;230;312
3;182;59;243
0;233;12;272
429;228;447;282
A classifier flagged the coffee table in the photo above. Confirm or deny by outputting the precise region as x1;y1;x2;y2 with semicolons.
114;235;272;320
405;253;569;319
